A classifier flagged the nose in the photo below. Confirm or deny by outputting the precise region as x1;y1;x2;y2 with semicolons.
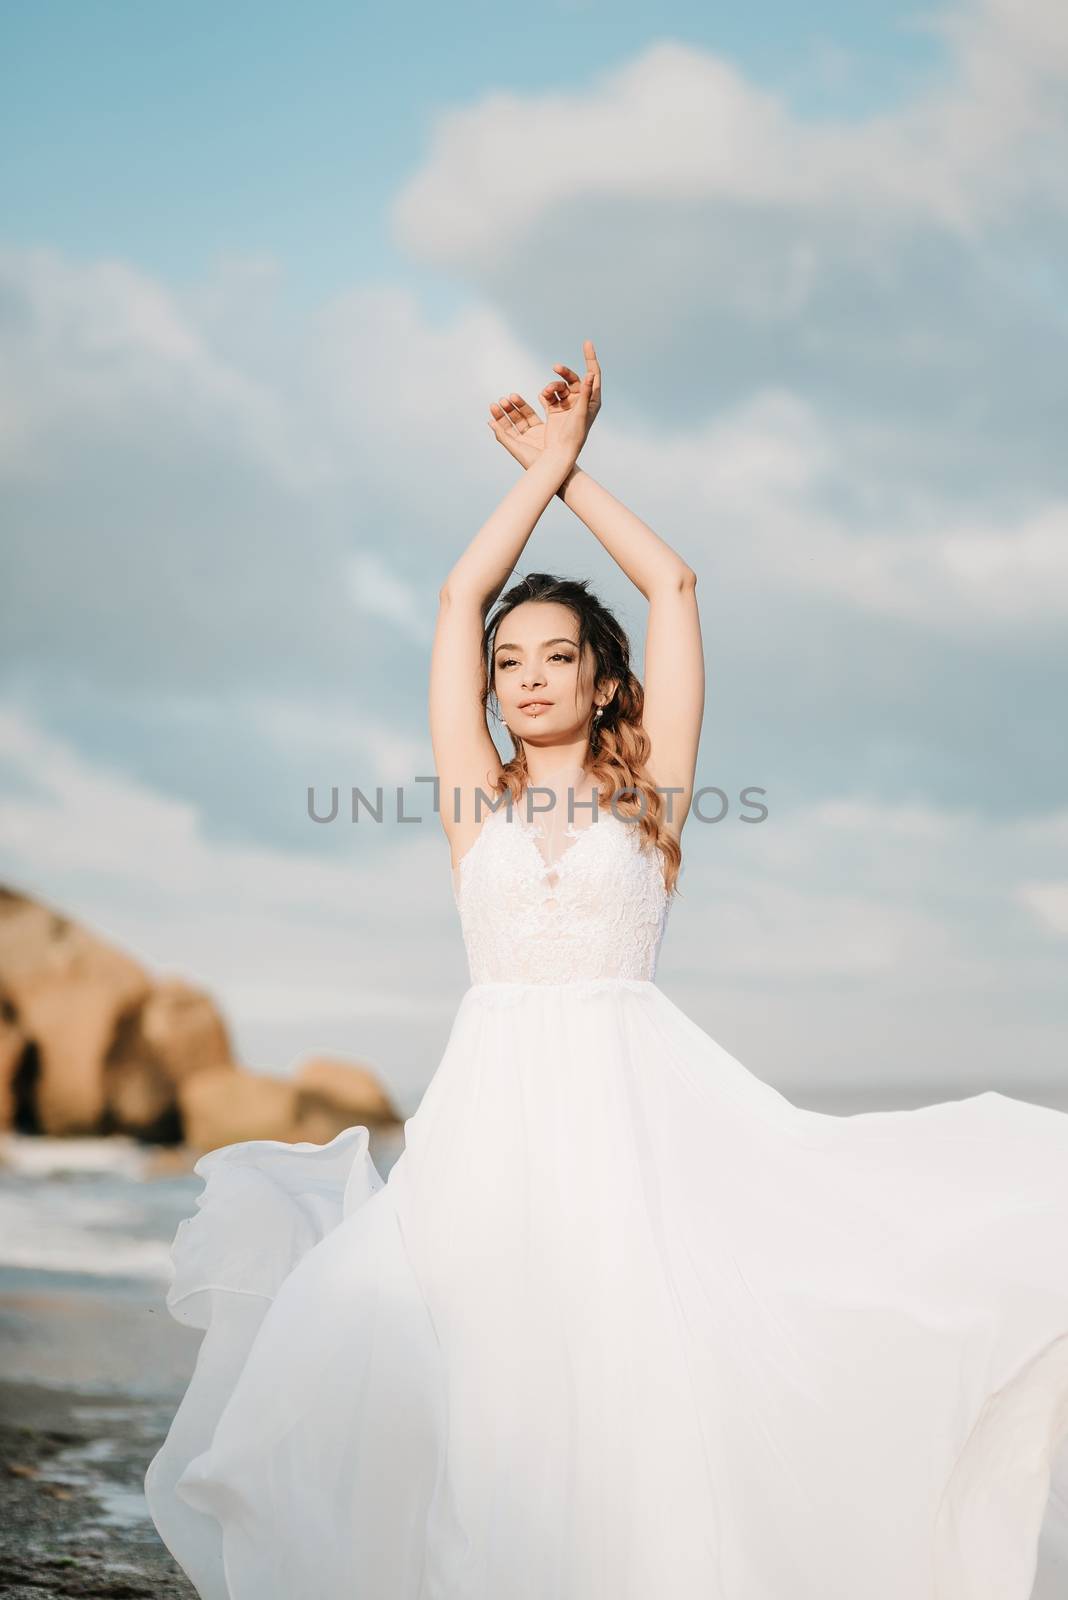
522;673;545;692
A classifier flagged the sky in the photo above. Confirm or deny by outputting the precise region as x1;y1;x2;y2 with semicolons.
1;0;1066;1115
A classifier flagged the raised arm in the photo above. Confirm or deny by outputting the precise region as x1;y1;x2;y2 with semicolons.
559;467;700;838
557;460;704;838
431;433;586;868
488;343;704;837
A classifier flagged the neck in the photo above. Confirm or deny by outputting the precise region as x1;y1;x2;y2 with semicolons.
521;744;591;798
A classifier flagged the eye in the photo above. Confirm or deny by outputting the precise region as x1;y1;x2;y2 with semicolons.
495;652;574;669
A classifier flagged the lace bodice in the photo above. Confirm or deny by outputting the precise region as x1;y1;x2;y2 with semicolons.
452;806;670;986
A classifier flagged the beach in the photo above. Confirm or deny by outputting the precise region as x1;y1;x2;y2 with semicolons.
0;1373;196;1598
0;1127;404;1598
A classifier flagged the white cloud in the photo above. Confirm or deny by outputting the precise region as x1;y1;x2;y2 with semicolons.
393;0;1068;263
576;393;1068;629
0;701;444;914
346;548;430;641
243;692;430;784
759;494;1068;627
809;797;957;840
0;247;332;492
1016;880;1068;936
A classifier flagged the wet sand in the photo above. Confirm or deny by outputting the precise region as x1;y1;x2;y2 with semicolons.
0;1374;194;1598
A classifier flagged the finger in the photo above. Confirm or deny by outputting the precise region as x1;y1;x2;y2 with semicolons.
583;342;601;401
507;393;540;428
490;399;521;434
553;363;581;391
500;394;533;432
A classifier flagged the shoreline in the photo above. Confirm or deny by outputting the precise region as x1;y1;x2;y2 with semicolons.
0;1374;195;1598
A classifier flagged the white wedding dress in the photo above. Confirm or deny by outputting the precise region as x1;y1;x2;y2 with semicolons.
145;803;1068;1599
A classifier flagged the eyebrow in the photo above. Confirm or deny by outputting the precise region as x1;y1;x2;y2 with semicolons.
494;637;578;652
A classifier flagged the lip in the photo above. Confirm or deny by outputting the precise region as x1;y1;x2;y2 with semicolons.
519;701;554;713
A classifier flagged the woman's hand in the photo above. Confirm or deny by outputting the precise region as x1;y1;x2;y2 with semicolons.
543;341;601;461
487;340;601;469
487;392;547;470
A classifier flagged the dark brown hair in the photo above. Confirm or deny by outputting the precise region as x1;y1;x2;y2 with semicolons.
479;572;683;897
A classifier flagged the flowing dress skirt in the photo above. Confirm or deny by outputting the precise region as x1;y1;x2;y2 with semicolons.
145;978;1068;1599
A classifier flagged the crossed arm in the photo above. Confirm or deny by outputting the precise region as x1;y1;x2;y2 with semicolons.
433;346;705;844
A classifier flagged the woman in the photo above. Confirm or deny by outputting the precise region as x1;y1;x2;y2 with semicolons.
146;343;1068;1599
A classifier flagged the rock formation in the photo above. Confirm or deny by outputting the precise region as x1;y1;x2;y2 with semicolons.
0;885;403;1151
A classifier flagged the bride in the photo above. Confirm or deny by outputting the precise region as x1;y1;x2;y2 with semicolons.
145;342;1068;1599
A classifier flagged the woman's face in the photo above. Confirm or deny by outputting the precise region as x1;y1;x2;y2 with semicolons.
492;601;598;742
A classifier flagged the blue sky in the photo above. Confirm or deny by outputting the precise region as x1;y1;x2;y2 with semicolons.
1;0;1065;1112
